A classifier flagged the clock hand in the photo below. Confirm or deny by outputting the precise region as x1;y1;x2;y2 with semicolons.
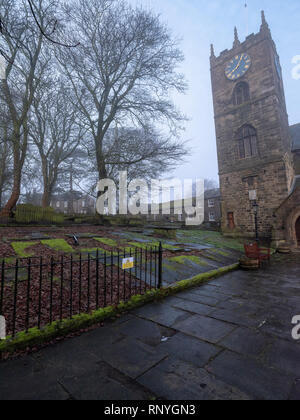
228;54;244;77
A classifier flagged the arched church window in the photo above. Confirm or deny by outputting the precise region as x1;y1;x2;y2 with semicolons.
237;125;258;159
233;82;250;106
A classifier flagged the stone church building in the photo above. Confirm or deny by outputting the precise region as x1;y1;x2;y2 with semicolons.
210;11;300;249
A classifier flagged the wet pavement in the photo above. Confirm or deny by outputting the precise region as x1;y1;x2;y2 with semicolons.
0;254;299;400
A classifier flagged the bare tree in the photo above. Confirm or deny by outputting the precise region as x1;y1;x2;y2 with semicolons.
204;178;219;191
58;0;187;181
103;126;188;181
0;100;13;208
29;80;85;207
0;0;55;215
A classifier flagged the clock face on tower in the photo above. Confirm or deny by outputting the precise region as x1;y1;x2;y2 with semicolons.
225;53;251;81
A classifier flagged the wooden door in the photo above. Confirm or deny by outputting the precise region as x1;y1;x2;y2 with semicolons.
296;217;300;246
228;212;235;230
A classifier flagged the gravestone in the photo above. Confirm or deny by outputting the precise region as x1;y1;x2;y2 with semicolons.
31;232;50;240
0;315;6;340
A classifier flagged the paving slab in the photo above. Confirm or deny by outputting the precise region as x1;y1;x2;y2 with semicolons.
0;356;69;400
60;361;152;400
111;317;176;347
98;336;168;379
173;314;237;344
219;327;270;358
209;307;262;328
206;350;294;400
262;338;300;377
133;302;191;327
178;291;220;307
163;296;214;316
289;379;300;400
190;288;231;302
157;332;221;367
32;335;101;377
137;356;251;400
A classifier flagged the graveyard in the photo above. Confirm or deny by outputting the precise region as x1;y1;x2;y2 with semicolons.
0;225;244;282
0;225;244;338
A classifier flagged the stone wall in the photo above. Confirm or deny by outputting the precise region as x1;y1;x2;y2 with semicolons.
273;186;300;248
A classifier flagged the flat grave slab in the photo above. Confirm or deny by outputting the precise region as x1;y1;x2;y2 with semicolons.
65;233;96;239
7;232;51;242
31;232;51;240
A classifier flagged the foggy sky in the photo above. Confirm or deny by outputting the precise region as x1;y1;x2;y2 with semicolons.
129;0;300;184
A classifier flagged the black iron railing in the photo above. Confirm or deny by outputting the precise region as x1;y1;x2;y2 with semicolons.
0;244;163;337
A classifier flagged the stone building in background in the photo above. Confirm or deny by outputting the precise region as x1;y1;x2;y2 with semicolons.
204;189;221;225
50;191;95;215
210;11;300;248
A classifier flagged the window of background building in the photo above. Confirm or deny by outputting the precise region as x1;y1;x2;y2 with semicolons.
208;199;215;208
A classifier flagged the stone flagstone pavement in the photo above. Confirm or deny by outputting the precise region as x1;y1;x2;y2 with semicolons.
0;254;299;400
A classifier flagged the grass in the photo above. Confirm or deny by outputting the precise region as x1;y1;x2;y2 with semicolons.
41;239;74;253
80;247;119;257
11;241;39;258
127;241;180;251
169;255;209;266
94;237;119;247
0;257;17;264
177;230;245;252
210;248;231;257
80;247;104;254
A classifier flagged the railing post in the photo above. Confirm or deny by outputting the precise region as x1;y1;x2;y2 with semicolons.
158;242;163;289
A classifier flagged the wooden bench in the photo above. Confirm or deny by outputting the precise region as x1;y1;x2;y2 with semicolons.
244;243;271;265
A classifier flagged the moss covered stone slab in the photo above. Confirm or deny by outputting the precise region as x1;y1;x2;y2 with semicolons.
41;239;74;253
134;255;221;287
177;230;245;252
66;233;96;239
11;241;39;258
93;237;119;247
160;258;220;286
127;241;180;251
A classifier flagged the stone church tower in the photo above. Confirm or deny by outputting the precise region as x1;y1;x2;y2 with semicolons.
210;11;295;240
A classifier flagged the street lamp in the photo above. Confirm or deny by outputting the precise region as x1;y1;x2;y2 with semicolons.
249;190;259;243
253;201;259;243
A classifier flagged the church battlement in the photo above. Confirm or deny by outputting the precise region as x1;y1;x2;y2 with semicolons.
210;11;276;69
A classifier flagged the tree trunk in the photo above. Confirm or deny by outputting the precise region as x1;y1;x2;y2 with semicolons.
1;171;21;217
42;190;51;208
96;136;107;180
41;157;50;208
0;131;25;218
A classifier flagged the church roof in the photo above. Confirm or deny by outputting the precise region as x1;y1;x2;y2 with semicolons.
290;124;300;151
